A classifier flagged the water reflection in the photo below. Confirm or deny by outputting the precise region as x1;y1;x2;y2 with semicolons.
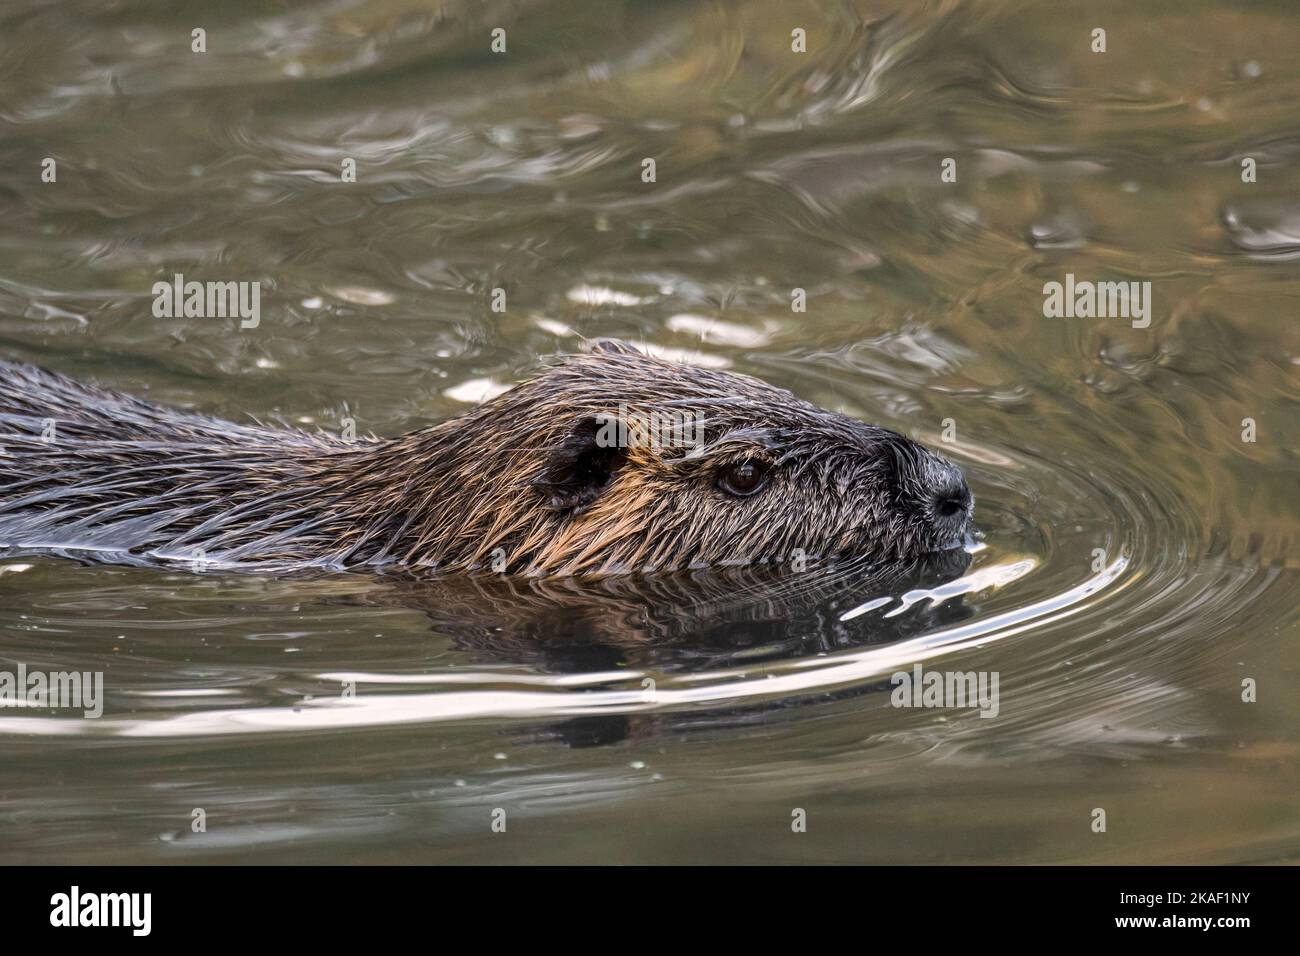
385;549;974;671
388;551;976;747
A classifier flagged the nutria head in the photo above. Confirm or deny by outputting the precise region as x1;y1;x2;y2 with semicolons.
377;339;975;576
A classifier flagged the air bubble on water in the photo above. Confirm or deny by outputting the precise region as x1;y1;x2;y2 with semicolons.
444;377;510;404
566;284;642;307
533;317;573;337
327;286;395;306
667;313;770;348
558;116;602;140
1028;210;1087;249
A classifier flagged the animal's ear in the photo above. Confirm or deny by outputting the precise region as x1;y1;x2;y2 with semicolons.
584;338;643;357
530;415;628;513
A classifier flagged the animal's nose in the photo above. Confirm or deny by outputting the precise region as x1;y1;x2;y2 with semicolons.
930;469;974;546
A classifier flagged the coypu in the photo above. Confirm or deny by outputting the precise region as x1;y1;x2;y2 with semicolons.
0;340;974;575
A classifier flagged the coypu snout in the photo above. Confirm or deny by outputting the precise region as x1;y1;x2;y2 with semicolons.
887;443;975;554
0;342;976;577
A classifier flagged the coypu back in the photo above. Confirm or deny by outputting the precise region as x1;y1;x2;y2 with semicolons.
0;344;974;575
0;360;343;447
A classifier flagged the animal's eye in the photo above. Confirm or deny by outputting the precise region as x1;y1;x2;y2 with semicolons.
717;459;769;497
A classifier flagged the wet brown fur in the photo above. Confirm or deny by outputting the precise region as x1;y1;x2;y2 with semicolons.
0;341;973;576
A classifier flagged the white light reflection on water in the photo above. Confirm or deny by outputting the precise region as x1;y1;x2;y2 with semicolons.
0;557;1124;739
